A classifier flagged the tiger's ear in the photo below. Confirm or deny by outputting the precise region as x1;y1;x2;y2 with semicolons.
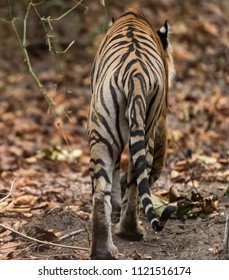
108;17;115;27
157;20;169;50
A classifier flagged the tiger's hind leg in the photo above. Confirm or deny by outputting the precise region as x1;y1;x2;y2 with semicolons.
111;159;122;219
116;117;167;240
147;117;176;230
148;116;167;186
115;160;146;241
89;149;118;260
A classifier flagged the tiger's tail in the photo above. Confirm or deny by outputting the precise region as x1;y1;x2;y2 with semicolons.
128;79;176;232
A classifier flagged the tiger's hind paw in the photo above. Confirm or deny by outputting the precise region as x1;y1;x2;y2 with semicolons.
115;221;146;241
90;245;118;260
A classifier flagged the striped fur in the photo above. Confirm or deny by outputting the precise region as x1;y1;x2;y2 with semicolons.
87;8;175;259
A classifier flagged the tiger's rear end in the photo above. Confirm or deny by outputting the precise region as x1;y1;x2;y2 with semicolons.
87;8;175;259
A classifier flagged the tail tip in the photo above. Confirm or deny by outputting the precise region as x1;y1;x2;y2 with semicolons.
151;205;177;232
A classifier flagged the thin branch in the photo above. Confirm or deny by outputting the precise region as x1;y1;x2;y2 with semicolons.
0;223;89;251
100;0;106;6
55;40;75;54
43;1;84;22
59;229;85;241
224;214;229;254
7;1;73;147
0;178;16;203
9;3;53;111
32;4;73;106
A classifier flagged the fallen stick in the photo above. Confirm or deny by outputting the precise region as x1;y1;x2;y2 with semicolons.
223;214;229;254
59;229;85;241
0;223;89;251
0;178;17;203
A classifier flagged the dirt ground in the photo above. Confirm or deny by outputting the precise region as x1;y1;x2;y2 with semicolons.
17;184;229;260
0;0;229;260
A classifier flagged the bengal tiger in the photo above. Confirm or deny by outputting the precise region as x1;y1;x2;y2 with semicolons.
87;8;176;259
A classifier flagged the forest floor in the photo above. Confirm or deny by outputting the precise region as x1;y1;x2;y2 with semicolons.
0;0;229;260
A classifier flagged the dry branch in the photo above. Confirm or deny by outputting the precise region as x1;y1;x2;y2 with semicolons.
0;178;16;203
59;229;85;241
6;0;87;147
224;214;229;254
0;223;89;251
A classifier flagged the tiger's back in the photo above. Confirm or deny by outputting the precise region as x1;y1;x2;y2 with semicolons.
91;10;168;131
87;8;175;260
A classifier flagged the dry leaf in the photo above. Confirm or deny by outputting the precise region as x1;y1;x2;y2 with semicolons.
14;195;37;206
202;21;219;36
0;242;20;259
198;155;217;164
33;227;58;242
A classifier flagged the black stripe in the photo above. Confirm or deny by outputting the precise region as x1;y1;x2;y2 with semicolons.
100;86;110;117
146;94;163;136
89;167;94;173
146;208;157;221
102;40;129;59
126;27;134;38
118;11;143;20
122;198;128;205
130;95;145;130
140;49;164;80
98;39;129;75
139;60;150;81
137;34;157;45
129;106;139;130
112;21;135;34
145;86;160;137
97;112;120;150
110;81;125;152
90;158;105;166
153;149;164;162
145;85;158;122
134;155;146;179
125;176;137;189
125;59;138;73
107;33;125;43
98;46;124;74
130;130;145;137
127;77;135;107
94;168;111;184
131;140;145;156
141;196;152;209
138;177;148;191
133;73;147;93
135;49;142;58
98;35;109;56
145;205;154;214
137;93;146;119
104;191;111;196
89;130;113;159
133;37;142;48
124;68;137;88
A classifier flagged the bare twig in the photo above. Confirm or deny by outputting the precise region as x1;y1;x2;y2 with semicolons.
8;2;54;113
0;178;16;203
31;4;72;96
7;0;75;148
59;229;85;241
224;214;229;254
32;0;87;96
43;1;85;22
72;212;91;246
100;0;106;6
0;223;89;251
